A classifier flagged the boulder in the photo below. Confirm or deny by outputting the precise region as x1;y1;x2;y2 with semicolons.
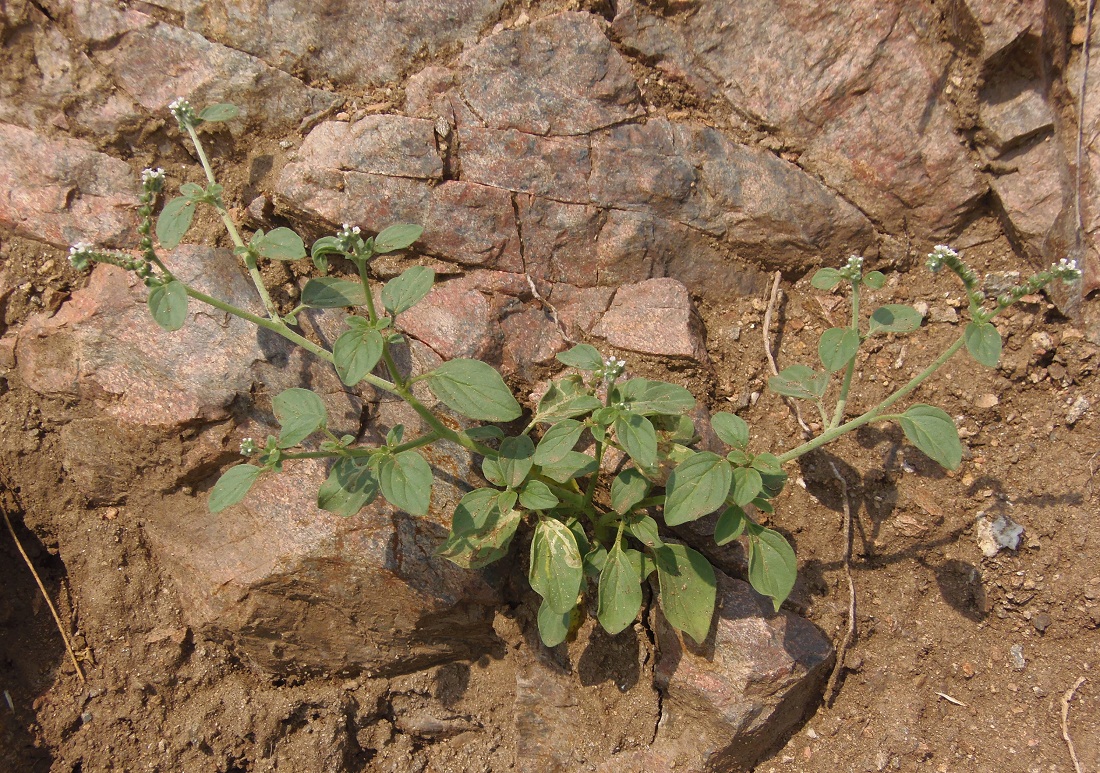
591;278;706;360
0;122;138;248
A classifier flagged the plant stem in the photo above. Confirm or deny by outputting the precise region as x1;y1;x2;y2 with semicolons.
777;334;967;465
184;123;280;320
830;280;861;429
353;257;406;389
181;285;399;396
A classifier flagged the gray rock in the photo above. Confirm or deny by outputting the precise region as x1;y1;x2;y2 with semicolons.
988;138;1069;257
981;84;1055;153
953;0;1046;65
652;571;835;770
591;278;705;360
0;122;138;247
59;0;340;135
456;12;644;136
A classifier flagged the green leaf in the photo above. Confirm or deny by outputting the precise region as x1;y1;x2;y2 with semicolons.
381;266;435;315
198;103;239;122
863;270;886;289
425;359;523;422
317;457;379;517
536;599;574;648
746;524;797;612
529;519;584;614
655;543;716;645
899;404;962;470
209;464;262;512
598;543;643;635
714;506;747;545
611;468;650;514
519;479;559;510
534;377;602;423
538;451;597;484
625;513;663;549
464;425;506;442
156;196;197;249
818;327;860;373
964;320;1002;367
869;304;922;335
497;435;535;490
480;456;506;487
311;235;344;258
373;223;423;253
449;488;510;535
584;544;608;576
614;412;657;468
147;280;188;331
301;277;367;308
731;466;763;506
533;419;584;466
810;267;843;290
254;227;306;261
437;501;520;569
615;378;695;416
378;450;432;516
333;328;383;386
179;182;205;199
555;343;605;371
710;412;749;449
664;452;733;526
272;387;328;448
768;364;829;400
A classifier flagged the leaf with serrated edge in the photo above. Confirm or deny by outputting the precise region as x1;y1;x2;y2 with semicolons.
333;328;383;386
664;452;732;525
529;519;584;614
899;404;961;470
272;388;327;448
148;280;188;331
317;458;378;517
746;524;797;612
533;419;584;466
964;320;1002;367
614;412;657;468
656;543;716;644
379;450;432;515
209;464;262;513
710;412;749;449
426;359;522;421
598;543;643;634
382;265;435;315
611;468;650;513
818;327;860;373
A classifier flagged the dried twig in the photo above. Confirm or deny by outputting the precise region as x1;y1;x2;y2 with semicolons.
824;460;856;707
526;274;577;345
1;501;86;683
762;271;813;439
1075;0;1096;248
1060;676;1087;773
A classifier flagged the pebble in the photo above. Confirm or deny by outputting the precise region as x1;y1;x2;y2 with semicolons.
1009;644;1026;670
974;393;999;409
1031;612;1051;633
1066;396;1089;425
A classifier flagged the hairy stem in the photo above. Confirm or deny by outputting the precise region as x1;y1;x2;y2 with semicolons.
830;280;861;429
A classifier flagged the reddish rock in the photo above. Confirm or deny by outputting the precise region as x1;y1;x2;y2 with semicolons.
159;0;506;89
544;284;615;341
422;182;523;272
613;1;985;235
61;0;340;134
980;84;1055;154
287;116;442;180
953;0;1046;65
459;127;592;201
591;279;705;360
456;12;644;136
500;306;565;381
0;122;138;248
15;250;260;425
989;137;1070;257
395;274;499;362
652;571;835;770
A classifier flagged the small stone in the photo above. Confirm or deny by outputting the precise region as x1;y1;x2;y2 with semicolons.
1066;396;1089;425
929;306;959;324
1031;612;1051;632
1009;643;1026;670
974;393;999;408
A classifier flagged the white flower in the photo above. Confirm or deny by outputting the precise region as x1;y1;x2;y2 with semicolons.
926;244;958;272
1050;258;1082;281
141;167;165;183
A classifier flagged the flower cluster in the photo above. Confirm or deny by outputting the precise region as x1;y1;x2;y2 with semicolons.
838;254;864;281
925;244;958;273
168;98;197;129
141;167;165;193
1050;258;1082;281
337;223;362;250
600;356;627;384
68;242;95;271
239;437;258;456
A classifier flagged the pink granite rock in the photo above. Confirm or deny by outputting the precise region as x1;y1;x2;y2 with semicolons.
456;12;644;136
591;279;705;360
652;570;835;770
0;123;138;248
